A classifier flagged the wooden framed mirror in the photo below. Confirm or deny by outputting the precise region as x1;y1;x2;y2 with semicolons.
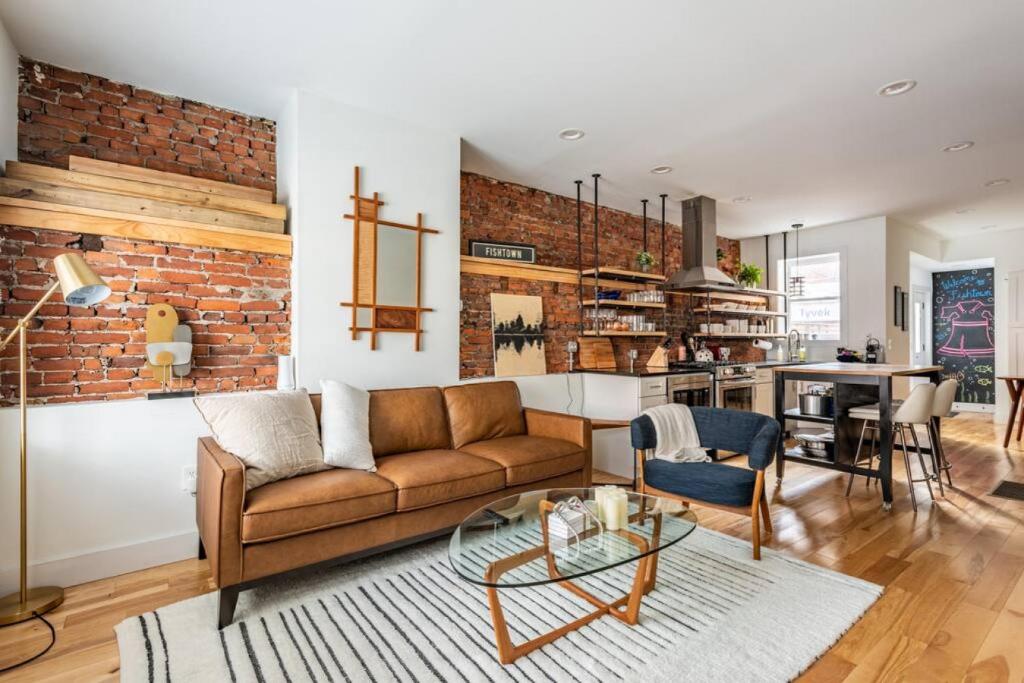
340;167;438;350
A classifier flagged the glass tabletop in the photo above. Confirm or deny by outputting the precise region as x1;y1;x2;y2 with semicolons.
448;488;698;588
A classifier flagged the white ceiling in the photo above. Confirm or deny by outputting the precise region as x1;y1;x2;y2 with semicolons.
2;0;1023;240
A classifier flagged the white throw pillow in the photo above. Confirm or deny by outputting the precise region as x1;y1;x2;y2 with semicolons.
319;380;376;471
194;389;327;490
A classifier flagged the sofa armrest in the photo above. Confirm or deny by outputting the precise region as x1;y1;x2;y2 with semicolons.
524;409;592;485
196;437;246;587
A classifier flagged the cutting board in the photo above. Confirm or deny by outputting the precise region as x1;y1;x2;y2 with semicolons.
578;337;616;370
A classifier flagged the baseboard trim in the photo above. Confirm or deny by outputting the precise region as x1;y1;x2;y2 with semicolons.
0;531;198;595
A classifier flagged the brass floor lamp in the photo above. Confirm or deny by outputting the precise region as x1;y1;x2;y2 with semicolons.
0;253;110;625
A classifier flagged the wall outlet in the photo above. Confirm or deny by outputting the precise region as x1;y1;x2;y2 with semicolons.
181;465;197;495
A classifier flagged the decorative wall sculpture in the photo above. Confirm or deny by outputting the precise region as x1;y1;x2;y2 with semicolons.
933;268;995;404
340;167;438;350
490;293;547;377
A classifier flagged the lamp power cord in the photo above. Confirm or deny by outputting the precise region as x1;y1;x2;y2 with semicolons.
0;613;57;673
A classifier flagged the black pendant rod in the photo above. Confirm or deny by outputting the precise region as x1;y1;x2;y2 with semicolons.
593;174;601;328
575;179;583;334
641;199;649;253
659;194;667;275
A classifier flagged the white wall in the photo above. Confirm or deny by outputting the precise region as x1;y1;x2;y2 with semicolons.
884;219;942;369
292;90;461;390
741;216;888;361
0;16;18;169
942;227;1024;422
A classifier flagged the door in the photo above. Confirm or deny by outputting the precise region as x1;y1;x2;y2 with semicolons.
911;285;932;367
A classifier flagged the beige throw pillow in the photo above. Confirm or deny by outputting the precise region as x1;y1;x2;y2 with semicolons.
194;389;327;490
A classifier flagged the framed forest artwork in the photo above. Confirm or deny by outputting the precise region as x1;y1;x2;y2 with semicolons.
490;293;546;377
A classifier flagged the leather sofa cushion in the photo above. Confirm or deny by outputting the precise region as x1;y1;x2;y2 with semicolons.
242;469;396;543
375;449;505;511
369;387;452;456
460;435;585;486
443;382;526;449
643;460;756;507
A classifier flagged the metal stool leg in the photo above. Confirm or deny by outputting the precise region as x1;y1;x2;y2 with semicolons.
931;418;954;488
898;424;918;512
909;426;936;501
925;422;945;497
846;420;870;496
867;425;878;487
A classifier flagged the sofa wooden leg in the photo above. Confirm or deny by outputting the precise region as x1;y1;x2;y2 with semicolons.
198;538;207;561
218;586;240;629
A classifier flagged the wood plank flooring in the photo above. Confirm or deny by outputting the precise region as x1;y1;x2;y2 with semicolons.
1;413;1022;681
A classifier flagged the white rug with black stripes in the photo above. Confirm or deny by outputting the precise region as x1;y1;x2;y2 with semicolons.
116;528;880;682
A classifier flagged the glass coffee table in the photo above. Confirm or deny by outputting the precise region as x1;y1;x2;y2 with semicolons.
449;487;697;664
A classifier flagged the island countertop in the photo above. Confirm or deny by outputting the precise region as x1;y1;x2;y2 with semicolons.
772;362;943;377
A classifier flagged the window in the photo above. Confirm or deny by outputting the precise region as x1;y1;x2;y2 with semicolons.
778;252;842;341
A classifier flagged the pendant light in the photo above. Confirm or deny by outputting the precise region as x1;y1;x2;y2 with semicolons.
788;223;805;297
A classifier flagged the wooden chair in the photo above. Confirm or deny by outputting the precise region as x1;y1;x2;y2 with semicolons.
630;407;781;560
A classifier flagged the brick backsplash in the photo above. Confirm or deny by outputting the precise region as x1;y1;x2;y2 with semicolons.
460;172;751;378
2;58;287;405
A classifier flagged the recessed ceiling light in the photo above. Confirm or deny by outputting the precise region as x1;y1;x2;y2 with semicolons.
558;128;585;141
942;141;974;153
732;196;752;203
980;224;997;231
954;208;974;214
649;165;673;175
984;178;1010;187
877;79;917;97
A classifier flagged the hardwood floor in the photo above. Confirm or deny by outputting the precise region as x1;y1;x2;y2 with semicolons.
1;412;1022;681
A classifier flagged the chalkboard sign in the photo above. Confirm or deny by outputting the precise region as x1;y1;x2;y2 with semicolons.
932;268;995;404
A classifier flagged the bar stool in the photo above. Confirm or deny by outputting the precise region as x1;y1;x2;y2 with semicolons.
927;379;958;495
846;383;936;511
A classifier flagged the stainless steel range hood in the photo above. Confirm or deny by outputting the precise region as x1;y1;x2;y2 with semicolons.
663;195;737;291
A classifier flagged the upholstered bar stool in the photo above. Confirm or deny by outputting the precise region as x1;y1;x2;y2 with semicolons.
927;379;958;495
846;384;936;511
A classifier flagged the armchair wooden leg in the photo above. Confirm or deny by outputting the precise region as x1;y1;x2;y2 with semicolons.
751;470;766;561
759;495;773;535
218;586;240;629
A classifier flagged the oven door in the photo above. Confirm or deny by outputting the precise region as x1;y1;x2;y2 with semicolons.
716;379;756;411
669;376;713;407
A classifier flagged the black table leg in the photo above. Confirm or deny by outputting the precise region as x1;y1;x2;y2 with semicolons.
878;377;894;510
775;371;786;485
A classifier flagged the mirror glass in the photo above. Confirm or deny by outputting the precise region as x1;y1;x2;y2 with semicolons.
356;307;372;328
376;227;417;307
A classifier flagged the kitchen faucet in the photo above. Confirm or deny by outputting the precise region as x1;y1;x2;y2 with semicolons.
788;329;802;361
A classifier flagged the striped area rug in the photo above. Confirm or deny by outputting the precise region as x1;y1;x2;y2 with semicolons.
116;528;881;682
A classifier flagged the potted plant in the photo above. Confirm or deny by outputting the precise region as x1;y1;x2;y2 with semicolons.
635;250;655;273
737;262;763;288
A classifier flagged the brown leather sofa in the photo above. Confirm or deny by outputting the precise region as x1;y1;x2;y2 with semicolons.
196;381;592;626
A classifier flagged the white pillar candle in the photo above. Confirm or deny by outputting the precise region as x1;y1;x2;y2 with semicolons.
276;355;295;390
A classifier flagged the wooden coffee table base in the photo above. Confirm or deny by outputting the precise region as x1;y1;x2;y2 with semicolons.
483;512;659;664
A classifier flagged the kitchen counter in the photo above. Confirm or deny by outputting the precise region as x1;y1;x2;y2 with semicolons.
752;360;806;368
773;362;942;376
571;368;708;377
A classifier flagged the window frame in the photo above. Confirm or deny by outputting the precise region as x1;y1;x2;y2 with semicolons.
777;247;848;347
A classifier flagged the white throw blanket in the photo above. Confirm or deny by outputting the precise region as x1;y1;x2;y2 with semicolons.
642;403;710;463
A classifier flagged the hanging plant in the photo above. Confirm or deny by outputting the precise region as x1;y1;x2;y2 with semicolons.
635;250;656;272
737;262;763;288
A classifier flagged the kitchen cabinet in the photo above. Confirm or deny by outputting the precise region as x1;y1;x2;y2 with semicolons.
754;368;774;417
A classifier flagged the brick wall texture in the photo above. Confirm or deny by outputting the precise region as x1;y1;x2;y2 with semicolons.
1;59;287;404
460;172;754;379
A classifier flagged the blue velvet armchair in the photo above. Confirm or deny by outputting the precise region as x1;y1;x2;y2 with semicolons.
630;407;781;559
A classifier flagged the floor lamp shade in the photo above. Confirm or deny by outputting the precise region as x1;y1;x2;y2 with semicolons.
0;252;110;626
54;253;111;305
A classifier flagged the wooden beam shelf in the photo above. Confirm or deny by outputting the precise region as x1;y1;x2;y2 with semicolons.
579;267;666;283
693;307;787;317
691;333;787;339
582;299;666;309
461;256;651;291
0;195;291;255
582;330;666;337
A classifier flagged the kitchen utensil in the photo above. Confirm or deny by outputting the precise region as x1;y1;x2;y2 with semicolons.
578;338;615;370
719;347;731;361
799;384;834;416
694;343;714;363
700;323;709;333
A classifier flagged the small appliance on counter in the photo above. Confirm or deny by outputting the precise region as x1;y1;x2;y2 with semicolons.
865;335;883;363
835;347;863;363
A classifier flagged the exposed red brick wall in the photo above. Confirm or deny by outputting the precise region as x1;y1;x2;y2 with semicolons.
461;172;754;378
1;229;290;404
18;57;276;193
2;59;288;405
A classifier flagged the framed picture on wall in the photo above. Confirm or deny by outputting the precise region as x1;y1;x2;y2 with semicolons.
894;285;904;329
901;292;909;332
490;293;547;377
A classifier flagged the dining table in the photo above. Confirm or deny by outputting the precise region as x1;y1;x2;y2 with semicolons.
998;376;1024;448
774;362;944;510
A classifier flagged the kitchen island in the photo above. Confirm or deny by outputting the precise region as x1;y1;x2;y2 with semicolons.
773;362;943;510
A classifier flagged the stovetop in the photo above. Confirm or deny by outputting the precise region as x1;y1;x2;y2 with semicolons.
671;361;757;379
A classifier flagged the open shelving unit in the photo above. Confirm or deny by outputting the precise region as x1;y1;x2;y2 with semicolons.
574;175;668;338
